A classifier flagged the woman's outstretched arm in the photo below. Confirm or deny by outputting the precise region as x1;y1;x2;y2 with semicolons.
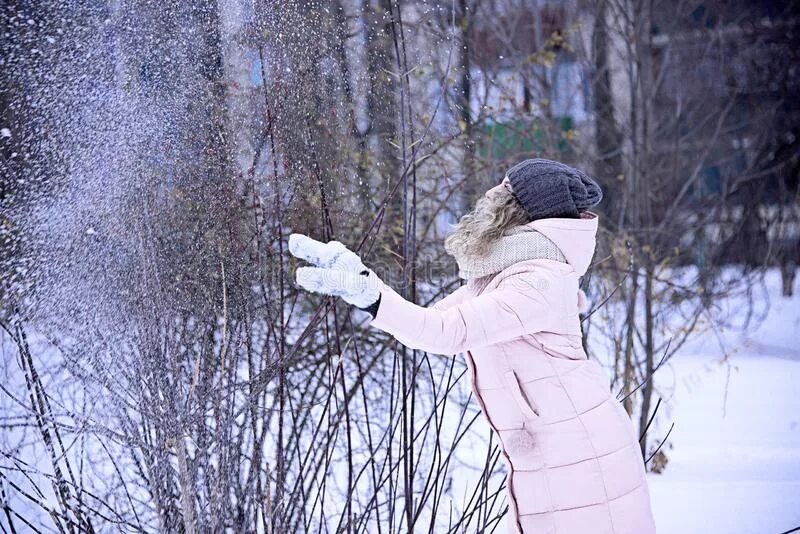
368;272;564;356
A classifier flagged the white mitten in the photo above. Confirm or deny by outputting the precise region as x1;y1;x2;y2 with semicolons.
288;234;368;273
289;233;381;309
295;267;381;308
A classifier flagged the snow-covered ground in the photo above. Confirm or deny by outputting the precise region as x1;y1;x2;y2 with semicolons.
646;272;800;533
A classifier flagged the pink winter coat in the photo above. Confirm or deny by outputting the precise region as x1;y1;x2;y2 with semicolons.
368;211;657;533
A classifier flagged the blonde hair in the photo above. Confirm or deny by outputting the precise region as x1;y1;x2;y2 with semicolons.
444;186;530;258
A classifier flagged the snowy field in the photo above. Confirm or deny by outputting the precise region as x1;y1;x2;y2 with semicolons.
645;271;800;534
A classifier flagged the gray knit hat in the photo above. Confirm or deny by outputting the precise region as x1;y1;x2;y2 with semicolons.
506;158;603;220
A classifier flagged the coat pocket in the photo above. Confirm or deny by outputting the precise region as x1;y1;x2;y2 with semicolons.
504;369;541;424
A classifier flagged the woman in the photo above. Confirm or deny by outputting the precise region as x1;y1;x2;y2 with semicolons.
289;158;657;534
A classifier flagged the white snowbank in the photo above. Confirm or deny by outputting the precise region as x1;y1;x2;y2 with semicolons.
647;270;800;533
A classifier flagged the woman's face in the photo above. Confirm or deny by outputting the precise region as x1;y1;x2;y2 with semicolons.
485;176;513;200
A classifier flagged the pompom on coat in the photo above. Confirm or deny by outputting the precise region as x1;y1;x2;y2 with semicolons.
368;212;657;533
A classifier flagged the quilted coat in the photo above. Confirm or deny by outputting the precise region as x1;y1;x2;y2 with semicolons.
368;211;657;533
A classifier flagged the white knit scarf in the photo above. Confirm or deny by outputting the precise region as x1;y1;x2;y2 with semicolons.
452;225;567;280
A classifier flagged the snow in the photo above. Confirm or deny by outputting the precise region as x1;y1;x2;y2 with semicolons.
648;355;800;533
646;271;800;533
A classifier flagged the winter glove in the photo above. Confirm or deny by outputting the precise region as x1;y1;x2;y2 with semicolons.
288;233;382;311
